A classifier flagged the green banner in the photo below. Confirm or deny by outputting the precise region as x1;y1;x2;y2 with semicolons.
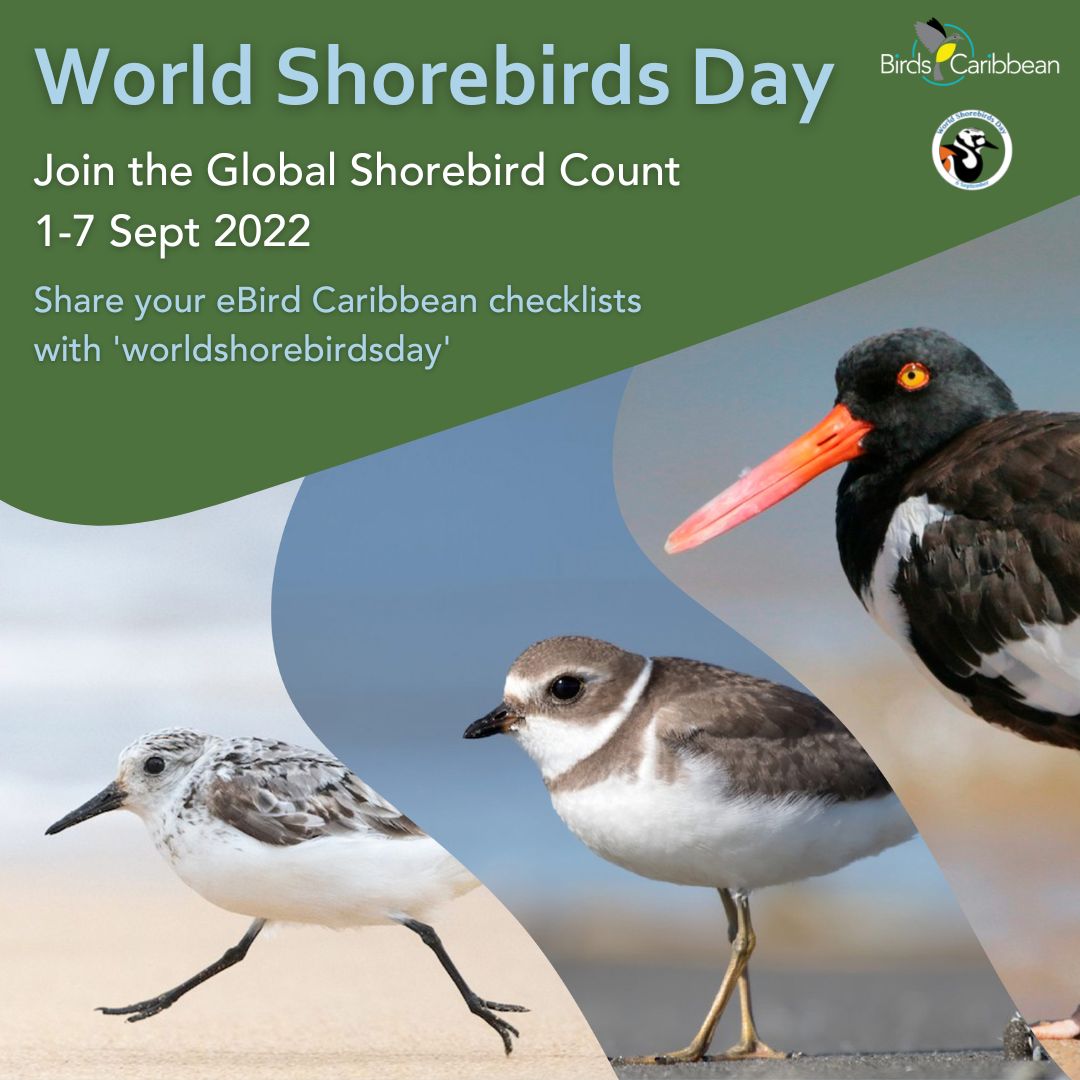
5;0;1075;522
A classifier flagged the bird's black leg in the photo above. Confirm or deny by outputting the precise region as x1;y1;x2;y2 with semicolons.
398;917;527;1055
98;918;266;1023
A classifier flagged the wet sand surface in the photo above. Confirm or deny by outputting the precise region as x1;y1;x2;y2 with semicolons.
0;878;612;1080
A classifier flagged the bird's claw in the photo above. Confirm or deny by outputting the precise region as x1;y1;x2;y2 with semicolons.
718;1040;790;1060
479;998;529;1013
97;997;174;1022
469;997;521;1055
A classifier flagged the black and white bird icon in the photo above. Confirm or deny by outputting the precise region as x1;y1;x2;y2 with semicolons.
940;128;999;182
667;328;1080;753
915;17;963;81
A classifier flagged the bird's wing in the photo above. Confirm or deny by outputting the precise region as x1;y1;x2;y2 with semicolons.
894;412;1080;748
915;20;945;49
927;17;947;36
651;658;893;801
204;741;423;845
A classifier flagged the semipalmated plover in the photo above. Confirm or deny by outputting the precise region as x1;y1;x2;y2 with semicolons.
46;729;526;1054
465;636;915;1062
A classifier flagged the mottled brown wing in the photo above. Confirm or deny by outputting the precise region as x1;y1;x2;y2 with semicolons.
206;754;422;846
652;659;892;801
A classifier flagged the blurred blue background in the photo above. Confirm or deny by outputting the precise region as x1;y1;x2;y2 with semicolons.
271;372;956;939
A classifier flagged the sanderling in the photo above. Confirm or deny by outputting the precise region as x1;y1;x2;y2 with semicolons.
46;728;526;1053
465;635;915;1063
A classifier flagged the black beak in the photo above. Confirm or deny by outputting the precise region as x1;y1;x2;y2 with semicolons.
464;704;519;739
45;781;127;836
983;139;999;150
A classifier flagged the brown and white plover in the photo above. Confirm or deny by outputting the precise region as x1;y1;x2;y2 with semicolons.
46;729;526;1053
465;635;914;1063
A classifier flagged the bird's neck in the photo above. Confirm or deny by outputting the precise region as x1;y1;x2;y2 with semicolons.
835;462;910;598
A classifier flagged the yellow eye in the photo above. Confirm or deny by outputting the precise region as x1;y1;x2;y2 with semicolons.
897;362;931;392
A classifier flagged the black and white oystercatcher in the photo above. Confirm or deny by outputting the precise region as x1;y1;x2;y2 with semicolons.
465;636;915;1062
667;327;1080;752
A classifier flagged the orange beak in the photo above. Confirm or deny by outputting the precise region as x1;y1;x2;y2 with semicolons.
665;404;873;554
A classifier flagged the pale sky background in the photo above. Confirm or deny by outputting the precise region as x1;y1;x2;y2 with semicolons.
0;482;303;872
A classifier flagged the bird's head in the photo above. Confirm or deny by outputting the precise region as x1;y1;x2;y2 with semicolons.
665;328;1016;554
464;636;647;783
45;728;212;835
955;127;998;153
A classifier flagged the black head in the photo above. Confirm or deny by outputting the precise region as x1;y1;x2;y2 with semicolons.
836;328;1017;475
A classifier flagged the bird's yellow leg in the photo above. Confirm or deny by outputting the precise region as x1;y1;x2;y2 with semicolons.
721;968;788;1059
615;889;753;1065
717;892;787;1060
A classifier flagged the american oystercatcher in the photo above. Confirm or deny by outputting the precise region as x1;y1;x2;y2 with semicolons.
667;327;1080;753
465;636;915;1062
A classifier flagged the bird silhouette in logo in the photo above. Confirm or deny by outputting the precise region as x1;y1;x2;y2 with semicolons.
915;17;963;81
939;127;999;182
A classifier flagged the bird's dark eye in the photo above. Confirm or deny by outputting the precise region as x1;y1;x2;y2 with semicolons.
550;675;583;701
144;756;166;775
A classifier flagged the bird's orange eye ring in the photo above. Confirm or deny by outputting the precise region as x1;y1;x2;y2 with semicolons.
897;362;931;392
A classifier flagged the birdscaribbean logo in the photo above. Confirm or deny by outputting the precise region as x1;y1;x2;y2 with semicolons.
881;17;1061;86
932;111;1012;190
913;19;973;86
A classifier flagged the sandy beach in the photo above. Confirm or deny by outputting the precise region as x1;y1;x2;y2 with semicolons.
1045;1044;1080;1078
0;873;611;1080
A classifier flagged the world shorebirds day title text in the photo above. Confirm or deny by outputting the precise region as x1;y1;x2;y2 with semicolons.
31;43;835;260
27;41;834;369
36;44;834;124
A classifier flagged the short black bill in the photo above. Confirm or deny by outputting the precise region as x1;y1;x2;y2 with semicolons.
464;705;518;739
45;780;127;835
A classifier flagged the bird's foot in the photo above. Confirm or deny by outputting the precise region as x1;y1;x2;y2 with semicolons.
717;1038;789;1060
476;998;529;1013
467;994;522;1055
97;995;177;1023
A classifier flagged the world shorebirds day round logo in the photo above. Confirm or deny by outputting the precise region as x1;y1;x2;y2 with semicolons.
932;111;1011;189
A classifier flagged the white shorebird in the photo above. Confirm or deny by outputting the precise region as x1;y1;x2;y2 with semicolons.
46;728;526;1053
466;636;915;1063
